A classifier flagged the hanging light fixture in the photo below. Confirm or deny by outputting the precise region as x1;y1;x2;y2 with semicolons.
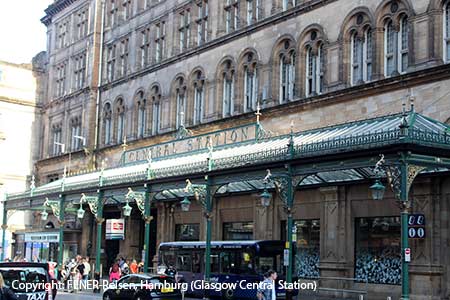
41;209;48;221
260;188;272;208
370;179;386;201
123;201;133;217
180;196;191;212
77;205;85;219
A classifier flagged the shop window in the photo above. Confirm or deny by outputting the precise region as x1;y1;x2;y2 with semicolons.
282;219;320;279
223;222;254;240
175;224;199;241
355;217;401;285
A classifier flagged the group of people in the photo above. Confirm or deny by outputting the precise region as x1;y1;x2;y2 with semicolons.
61;255;91;292
108;257;141;282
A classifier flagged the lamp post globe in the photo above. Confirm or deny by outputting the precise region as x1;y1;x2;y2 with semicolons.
77;207;85;219
123;202;133;217
180;197;191;212
260;189;272;208
370;179;386;201
41;210;48;221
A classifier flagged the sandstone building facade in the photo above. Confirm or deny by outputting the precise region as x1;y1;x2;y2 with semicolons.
12;0;450;298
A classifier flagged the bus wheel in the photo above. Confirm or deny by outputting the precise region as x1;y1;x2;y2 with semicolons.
222;288;234;300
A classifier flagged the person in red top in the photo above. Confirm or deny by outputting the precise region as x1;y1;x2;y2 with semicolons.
129;259;138;274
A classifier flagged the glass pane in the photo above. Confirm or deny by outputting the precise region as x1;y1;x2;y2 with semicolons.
355;217;401;285
223;222;254;240
175;224;200;241
295;220;320;279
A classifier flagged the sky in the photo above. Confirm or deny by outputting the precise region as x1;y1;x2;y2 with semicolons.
0;0;53;64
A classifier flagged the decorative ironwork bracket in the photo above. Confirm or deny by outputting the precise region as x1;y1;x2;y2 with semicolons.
185;179;208;209
125;187;146;215
80;193;99;217
264;169;302;214
44;198;61;219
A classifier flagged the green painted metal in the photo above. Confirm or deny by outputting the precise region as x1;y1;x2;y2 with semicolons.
1;206;7;261
205;175;213;299
143;184;151;273
400;159;409;300
57;194;66;279
95;190;104;275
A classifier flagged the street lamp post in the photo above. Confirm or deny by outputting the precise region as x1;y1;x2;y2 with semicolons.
259;125;298;300
125;185;153;273
260;169;295;300
184;178;212;300
369;154;425;300
44;196;66;279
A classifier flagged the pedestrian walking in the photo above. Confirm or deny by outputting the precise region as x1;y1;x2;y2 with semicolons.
257;270;277;300
83;257;91;281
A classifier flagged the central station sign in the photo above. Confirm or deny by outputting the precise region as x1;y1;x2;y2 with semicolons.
122;123;258;165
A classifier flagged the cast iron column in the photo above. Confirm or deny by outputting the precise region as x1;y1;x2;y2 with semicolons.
95;190;104;275
204;175;212;300
1;207;7;261
143;184;151;273
400;161;409;300
57;194;66;279
286;165;294;300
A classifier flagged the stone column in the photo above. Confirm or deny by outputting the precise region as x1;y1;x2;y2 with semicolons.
409;178;444;300
319;186;351;283
254;195;273;240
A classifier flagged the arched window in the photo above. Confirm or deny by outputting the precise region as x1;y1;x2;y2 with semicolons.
351;28;372;85
70;116;82;151
445;1;450;62
384;20;395;76
103;103;112;145
221;60;235;117
136;91;147;138
192;71;205;125
399;16;409;73
278;40;296;103
115;98;125;143
174;77;187;129
384;15;409;77
150;85;162;135
305;44;323;96
242;53;258;112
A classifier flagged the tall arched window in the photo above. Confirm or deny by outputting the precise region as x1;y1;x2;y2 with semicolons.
150;85;162;135
445;1;450;62
384;16;409;77
305;44;323;96
115;98;125;143
242;52;258;112
221;60;235;117
192;71;205;125
152;102;160;135
384;20;396;76
351;28;372;85
399;16;409;73
136;91;147;138
103;103;112;145
174;77;187;129
278;41;296;103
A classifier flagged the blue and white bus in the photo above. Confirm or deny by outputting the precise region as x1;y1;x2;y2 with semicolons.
158;240;295;299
